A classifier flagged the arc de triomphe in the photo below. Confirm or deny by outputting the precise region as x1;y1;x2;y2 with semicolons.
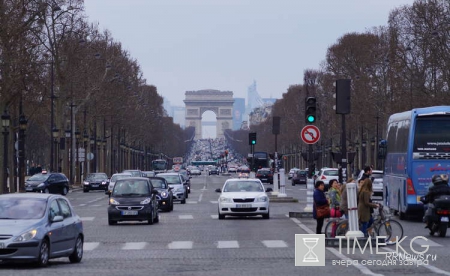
184;90;234;139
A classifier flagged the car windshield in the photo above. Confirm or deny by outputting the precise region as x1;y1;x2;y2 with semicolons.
372;173;383;179
150;179;167;188
111;174;131;182
87;173;107;180
113;180;150;196
298;171;307;176
0;198;46;219
160;175;181;184
28;174;49;181
223;181;263;192
324;170;338;176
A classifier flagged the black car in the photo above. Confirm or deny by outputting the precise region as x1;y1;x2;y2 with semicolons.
256;168;273;184
292;170;307;186
25;171;70;195
148;177;174;211
107;177;160;225
83;173;109;192
209;167;220;175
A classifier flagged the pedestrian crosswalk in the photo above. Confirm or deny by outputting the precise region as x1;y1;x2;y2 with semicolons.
82;240;291;251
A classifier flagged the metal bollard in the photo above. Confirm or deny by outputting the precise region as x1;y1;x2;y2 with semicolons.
277;169;287;197
303;178;314;212
345;182;364;237
272;172;279;195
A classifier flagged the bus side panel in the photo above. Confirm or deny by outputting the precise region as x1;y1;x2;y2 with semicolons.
384;152;407;212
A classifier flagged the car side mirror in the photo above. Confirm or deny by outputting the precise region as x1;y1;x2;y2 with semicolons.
215;188;221;193
152;189;159;195
265;188;273;193
51;215;64;223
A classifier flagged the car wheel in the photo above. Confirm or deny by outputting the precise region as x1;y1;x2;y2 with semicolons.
218;212;225;220
35;239;49;267
262;211;270;219
181;199;186;204
170;200;174;211
148;210;154;225
185;191;188;199
108;218;117;225
398;195;406;220
83;189;89;193
188;188;191;194
62;187;68;196
154;210;159;223
69;235;83;263
292;182;295;186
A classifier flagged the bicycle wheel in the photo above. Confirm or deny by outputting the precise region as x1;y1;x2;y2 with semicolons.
376;219;404;242
324;220;335;238
335;220;349;236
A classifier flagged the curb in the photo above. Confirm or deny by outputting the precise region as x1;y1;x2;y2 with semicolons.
289;211;313;218
269;196;298;203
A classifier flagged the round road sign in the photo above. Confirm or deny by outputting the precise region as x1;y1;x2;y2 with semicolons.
301;125;321;144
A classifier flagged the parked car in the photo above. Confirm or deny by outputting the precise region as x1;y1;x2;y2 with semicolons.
292;170;307;186
209;166;220;175
156;173;187;204
108;177;160;225
215;178;273;219
288;168;300;179
0;193;84;266
122;170;143;177
148;176;174;211
25;172;70;195
107;173;132;194
256;168;273;184
316;168;339;191
357;169;384;197
83;172;109;192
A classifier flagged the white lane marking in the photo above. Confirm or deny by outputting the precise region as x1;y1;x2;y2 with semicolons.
80;217;95;221
122;242;147;250
211;215;218;219
91;205;101;207
217;241;239;249
179;215;194;219
186;201;198;204
262;240;288;248
168;241;193;249
210;201;218;204
290;217;384;276
413;237;442;247
383;247;450;276
79;204;86;206
84;242;100;251
198;193;203;202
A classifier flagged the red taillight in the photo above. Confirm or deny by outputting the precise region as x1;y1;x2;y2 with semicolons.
321;175;326;180
268;174;273;177
406;178;415;195
256;174;262;177
437;210;450;215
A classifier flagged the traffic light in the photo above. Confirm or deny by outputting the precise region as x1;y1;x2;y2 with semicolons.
249;132;257;145
308;163;316;178
305;97;317;124
336;79;351;114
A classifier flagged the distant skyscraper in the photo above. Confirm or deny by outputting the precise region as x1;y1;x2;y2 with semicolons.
247;80;264;111
233;98;246;130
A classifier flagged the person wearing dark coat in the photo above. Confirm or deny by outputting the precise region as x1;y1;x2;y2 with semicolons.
423;174;450;228
313;180;329;234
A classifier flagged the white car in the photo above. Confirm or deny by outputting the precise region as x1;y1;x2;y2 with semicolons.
216;179;273;219
316;168;339;191
288;168;299;179
228;167;237;173
357;169;384;197
106;173;132;194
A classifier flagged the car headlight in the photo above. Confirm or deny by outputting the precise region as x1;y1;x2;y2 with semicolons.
14;229;37;242
109;198;120;205
219;197;232;203
160;191;168;198
256;196;268;202
83;181;89;185
37;183;45;188
140;198;151;204
102;181;107;185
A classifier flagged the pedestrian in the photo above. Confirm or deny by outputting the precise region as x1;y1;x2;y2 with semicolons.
313;180;329;234
358;178;379;237
328;179;341;217
340;177;355;219
360;166;372;181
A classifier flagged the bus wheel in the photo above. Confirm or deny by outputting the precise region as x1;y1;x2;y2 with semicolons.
398;197;406;220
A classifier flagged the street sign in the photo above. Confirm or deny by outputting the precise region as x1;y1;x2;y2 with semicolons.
301;125;321;144
87;153;94;161
78;148;86;162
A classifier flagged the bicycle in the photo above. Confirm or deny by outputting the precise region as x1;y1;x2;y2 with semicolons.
334;203;404;242
324;214;345;238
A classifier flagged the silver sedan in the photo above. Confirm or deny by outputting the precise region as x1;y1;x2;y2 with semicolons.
0;193;84;267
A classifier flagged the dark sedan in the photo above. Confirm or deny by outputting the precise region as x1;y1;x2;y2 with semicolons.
25;172;70;195
292;170;307;186
209;167;220;175
108;177;160;225
0;193;84;267
148;177;174;211
256;168;273;184
83;173;109;192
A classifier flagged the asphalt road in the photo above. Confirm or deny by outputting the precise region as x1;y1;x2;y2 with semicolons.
2;173;450;276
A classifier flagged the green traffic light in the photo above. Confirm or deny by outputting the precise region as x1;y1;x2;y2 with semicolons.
307;115;315;123
252;141;256;145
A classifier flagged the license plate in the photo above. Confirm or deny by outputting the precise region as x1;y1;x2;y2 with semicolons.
92;185;99;187
441;217;449;222
26;187;33;191
0;243;4;249
121;210;138;216
236;204;252;208
262;178;267;181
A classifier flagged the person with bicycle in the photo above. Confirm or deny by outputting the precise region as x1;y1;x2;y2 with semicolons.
358;178;379;237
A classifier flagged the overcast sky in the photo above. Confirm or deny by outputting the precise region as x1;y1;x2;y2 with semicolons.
84;0;413;107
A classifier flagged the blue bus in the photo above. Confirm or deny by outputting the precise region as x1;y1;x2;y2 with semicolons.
382;106;450;219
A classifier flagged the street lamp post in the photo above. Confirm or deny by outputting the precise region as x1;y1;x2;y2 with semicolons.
65;129;71;182
362;140;367;167
75;129;80;184
52;128;59;172
18;112;28;192
2;110;11;194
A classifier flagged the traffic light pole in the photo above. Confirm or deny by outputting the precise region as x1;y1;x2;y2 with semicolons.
339;114;348;184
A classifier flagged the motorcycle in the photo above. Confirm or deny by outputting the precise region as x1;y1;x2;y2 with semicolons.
421;195;450;237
